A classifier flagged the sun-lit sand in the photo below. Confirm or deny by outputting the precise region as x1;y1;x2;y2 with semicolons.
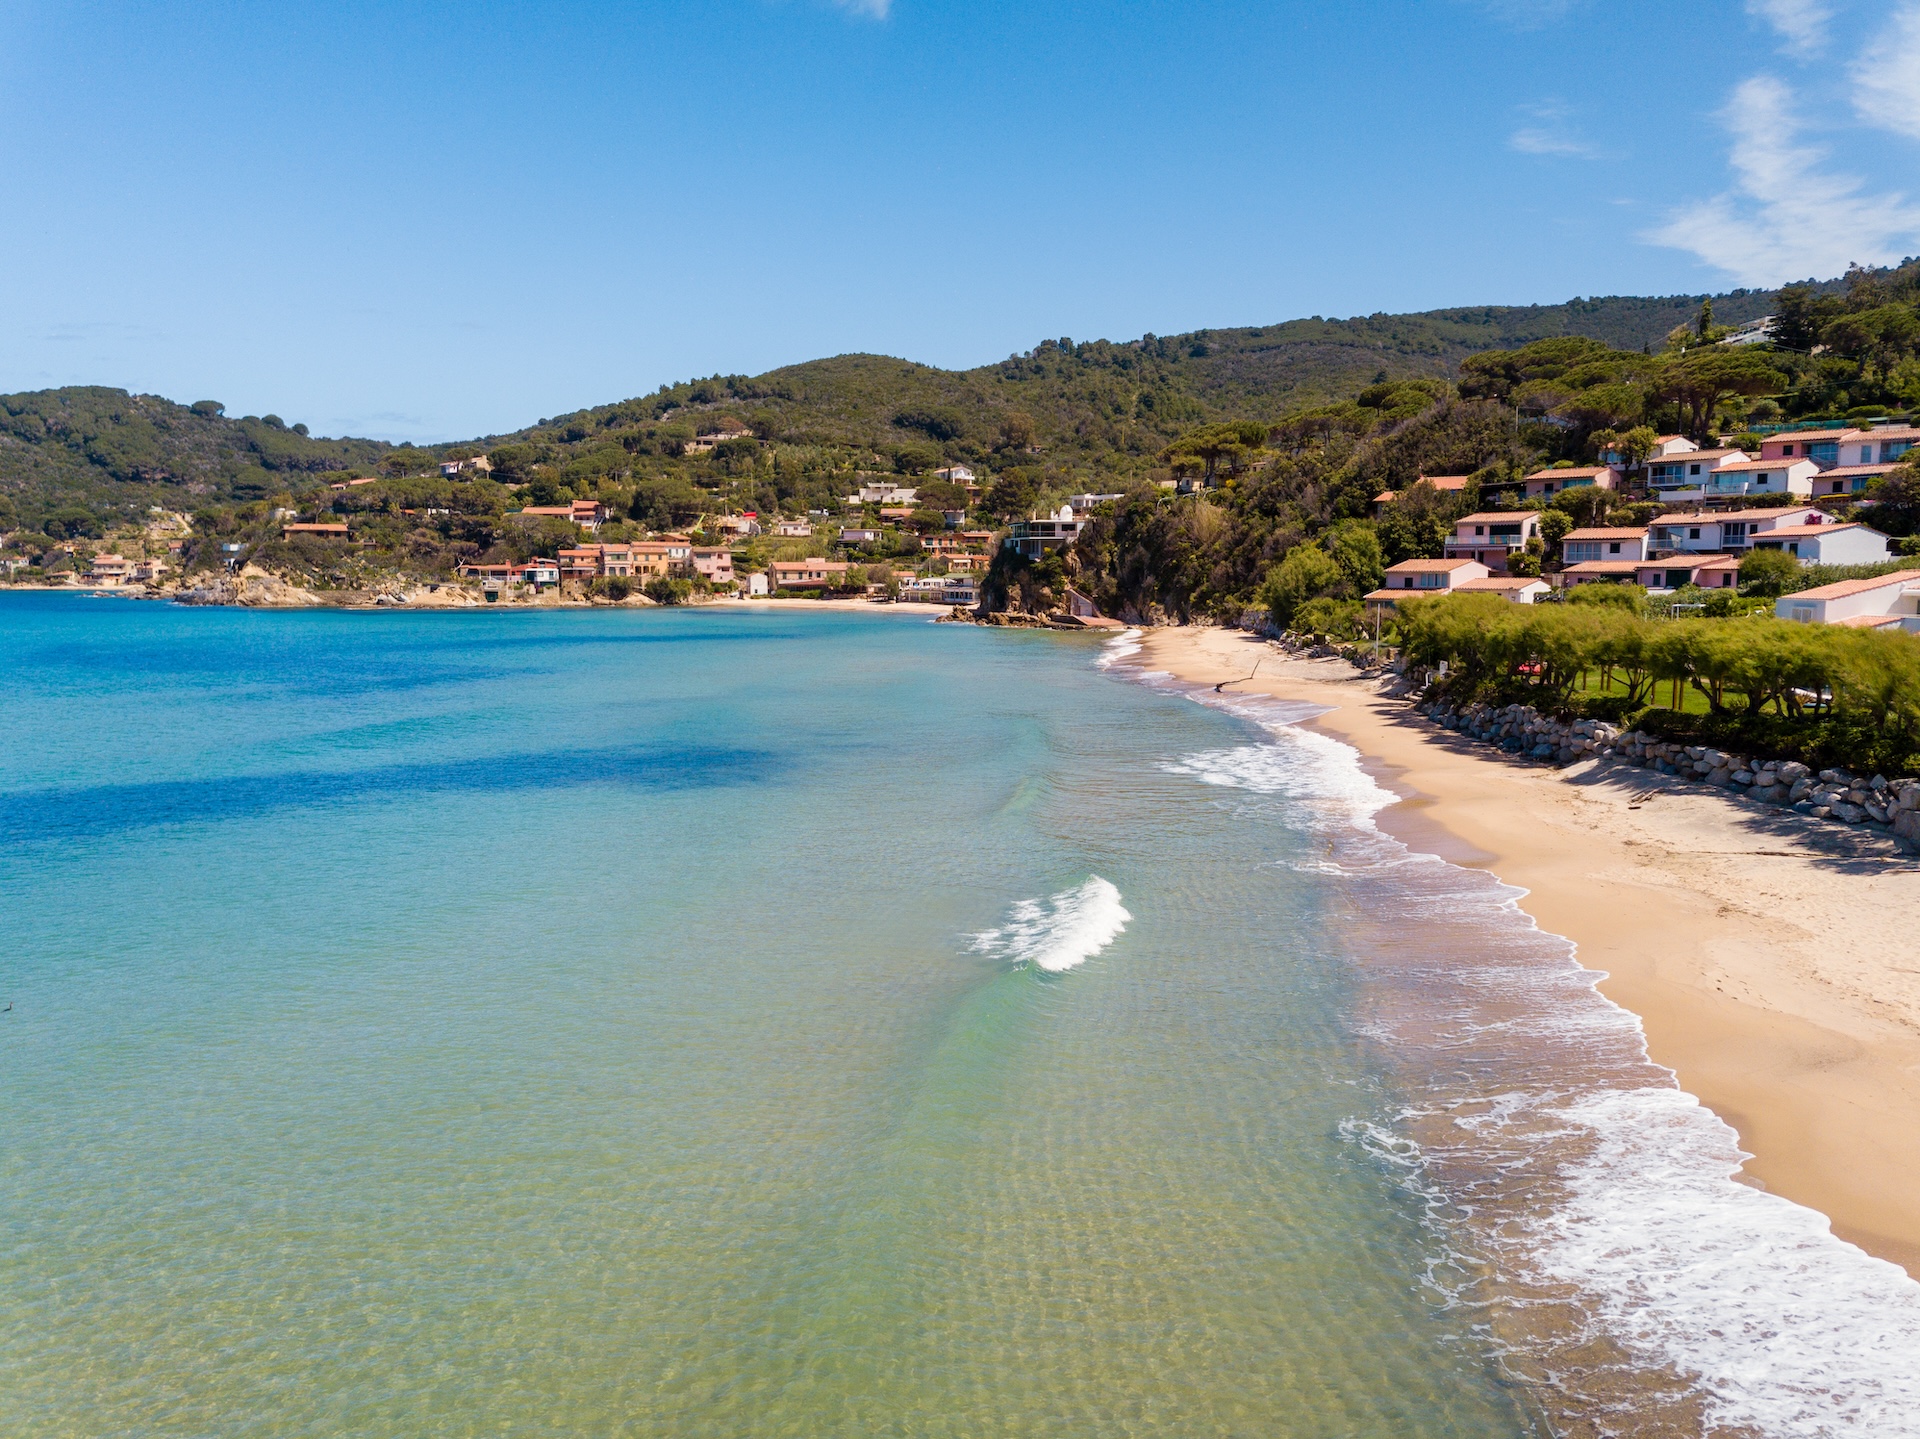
1142;623;1920;1277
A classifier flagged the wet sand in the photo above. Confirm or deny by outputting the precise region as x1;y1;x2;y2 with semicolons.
1141;624;1920;1277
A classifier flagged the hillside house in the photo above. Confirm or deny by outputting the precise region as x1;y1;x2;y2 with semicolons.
774;520;813;537
1365;558;1492;607
934;464;977;484
1647;507;1823;554
439;455;492;477
1068;492;1125;515
857;483;917;505
1007;507;1084;560
1647;448;1749;498
1634;555;1742;591
1561;527;1649;563
1523;465;1619;499
1445;512;1540;571
1689;456;1817;501
1557;560;1645;588
1371;474;1470;517
1747;522;1893;565
1455;575;1551;603
1814;463;1893;497
1776;570;1920;630
1759;428;1856;466
282;523;350;538
840;528;882;545
770;559;852;591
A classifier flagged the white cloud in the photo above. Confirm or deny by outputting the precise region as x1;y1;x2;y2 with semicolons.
1509;102;1600;158
831;0;890;16
1851;1;1920;139
1745;0;1831;53
1646;76;1920;284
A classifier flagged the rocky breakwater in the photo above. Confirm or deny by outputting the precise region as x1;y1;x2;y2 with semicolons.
1417;698;1920;849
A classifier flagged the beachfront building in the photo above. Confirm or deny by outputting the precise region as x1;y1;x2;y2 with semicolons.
1523;465;1619;500
1561;527;1649;564
769;559;853;591
1444;512;1540;572
1006;507;1085;560
1646;448;1749;499
691;548;734;587
84;554;133;584
1776;570;1920;630
1647;507;1824;555
1364;558;1492;608
1746;522;1893;565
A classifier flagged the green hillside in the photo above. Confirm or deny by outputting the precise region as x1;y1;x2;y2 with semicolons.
0;286;1786;533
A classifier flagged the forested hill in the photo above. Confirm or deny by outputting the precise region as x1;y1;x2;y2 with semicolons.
0;284;1787;533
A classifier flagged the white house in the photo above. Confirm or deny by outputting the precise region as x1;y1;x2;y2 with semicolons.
773;520;813;537
1812;464;1892;498
1365;557;1492;606
1067;492;1124;514
1601;434;1696;468
1746;522;1894;565
1647;506;1823;554
1776;570;1920;630
1445;512;1540;571
1523;465;1620;499
1694;457;1818;500
933;464;976;485
857;483;918;505
1455;575;1552;603
1647;448;1749;497
1561;527;1649;563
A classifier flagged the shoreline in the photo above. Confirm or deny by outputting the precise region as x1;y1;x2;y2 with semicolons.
1135;623;1920;1279
1;584;958;617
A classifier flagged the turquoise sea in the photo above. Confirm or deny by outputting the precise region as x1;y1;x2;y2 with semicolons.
4;593;1919;1438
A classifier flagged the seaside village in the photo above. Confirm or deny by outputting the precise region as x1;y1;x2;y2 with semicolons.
27;417;1919;631
1361;421;1919;629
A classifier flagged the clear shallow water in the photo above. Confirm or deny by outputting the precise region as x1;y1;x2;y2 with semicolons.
0;595;1529;1437
5;598;1915;1439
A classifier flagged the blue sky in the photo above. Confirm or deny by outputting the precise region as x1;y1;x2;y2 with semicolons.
3;0;1918;440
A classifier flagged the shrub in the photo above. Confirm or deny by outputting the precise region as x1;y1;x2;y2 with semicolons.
593;576;633;601
644;577;693;605
1738;548;1801;597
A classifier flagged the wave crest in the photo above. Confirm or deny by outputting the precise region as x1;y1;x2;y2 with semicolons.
971;877;1132;973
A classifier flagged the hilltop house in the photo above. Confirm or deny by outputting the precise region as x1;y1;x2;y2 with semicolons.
439;454;492;478
1776;570;1920;630
1561;527;1649;564
1444;512;1540;571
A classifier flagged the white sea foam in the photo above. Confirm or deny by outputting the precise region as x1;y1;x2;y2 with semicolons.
971;876;1131;972
1093;628;1143;668
1105;650;1920;1434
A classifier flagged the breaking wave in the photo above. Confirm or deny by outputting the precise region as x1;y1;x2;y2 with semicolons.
971;876;1132;973
1115;652;1920;1436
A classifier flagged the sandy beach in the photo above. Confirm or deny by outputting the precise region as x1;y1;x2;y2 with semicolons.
1139;623;1920;1277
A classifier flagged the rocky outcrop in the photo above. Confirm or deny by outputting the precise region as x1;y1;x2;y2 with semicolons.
1418;697;1920;848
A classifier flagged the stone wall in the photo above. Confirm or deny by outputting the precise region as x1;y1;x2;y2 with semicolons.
1416;697;1920;848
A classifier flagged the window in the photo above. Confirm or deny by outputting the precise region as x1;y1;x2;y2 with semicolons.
1887;440;1913;461
1860;446;1874;463
1782;444;1795;455
1688;527;1701;539
1791;605;1814;623
1607;542;1621;554
1420;573;1444;588
1809;442;1838;463
1474;526;1485;536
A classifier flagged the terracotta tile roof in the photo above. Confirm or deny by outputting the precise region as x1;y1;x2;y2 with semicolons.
1786;569;1920;600
1524;466;1614;480
1561;560;1644;574
1385;557;1484;572
1835;613;1907;628
1563;527;1648;540
1455;512;1535;525
1766;427;1861;443
1714;457;1813;472
1456;576;1547;590
1656;507;1818;523
1757;523;1867;538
